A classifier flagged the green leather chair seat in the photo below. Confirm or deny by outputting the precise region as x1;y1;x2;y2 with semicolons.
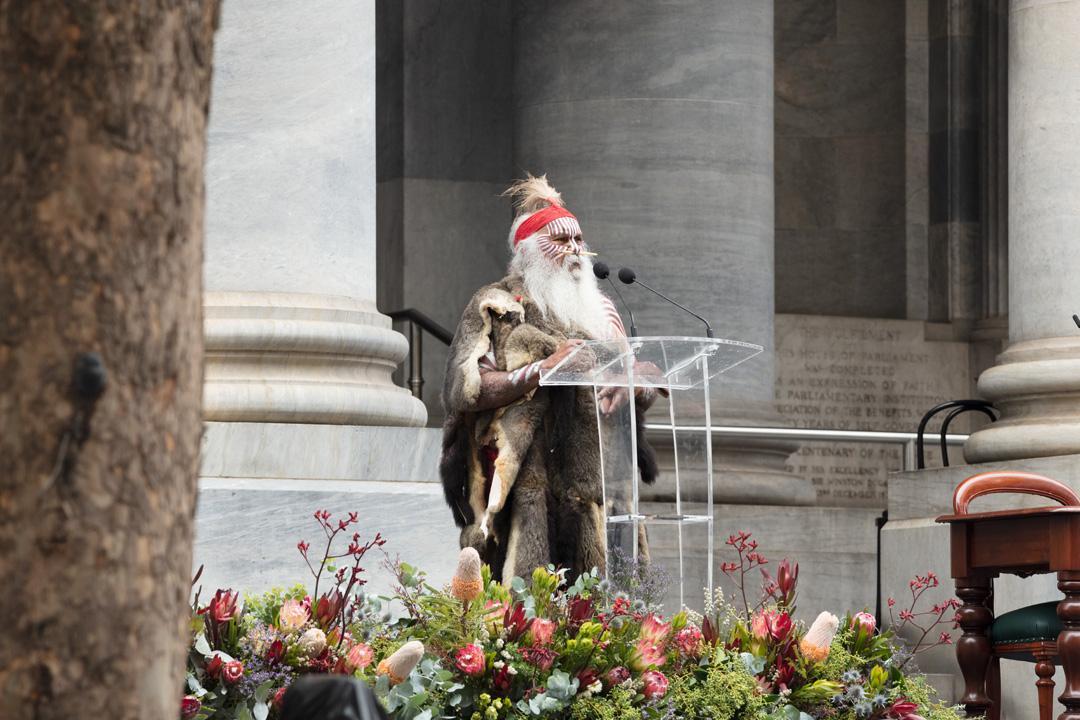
991;601;1062;661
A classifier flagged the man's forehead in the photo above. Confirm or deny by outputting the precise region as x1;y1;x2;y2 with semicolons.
544;215;582;238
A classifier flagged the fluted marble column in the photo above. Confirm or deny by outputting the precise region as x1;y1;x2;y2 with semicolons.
204;0;425;428
965;0;1080;463
512;0;811;504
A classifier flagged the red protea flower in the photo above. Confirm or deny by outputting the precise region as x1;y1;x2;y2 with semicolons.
520;646;558;671
272;687;288;709
642;670;669;700
576;668;600;690
266;639;285;665
604;665;630;688
454;644;486;676
567;597;594;627
887;699;921;719
222;660;244;685
315;590;344;628
504;602;532;641
493;665;513;693
180;696;201;720
200;589;240;624
205;654;224;680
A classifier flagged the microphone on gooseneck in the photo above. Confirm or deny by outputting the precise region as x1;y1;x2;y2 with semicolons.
593;262;638;337
618;267;714;338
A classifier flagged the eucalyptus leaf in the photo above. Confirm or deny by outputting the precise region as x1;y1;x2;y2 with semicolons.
253;680;273;704
194;634;212;657
235;706;253;720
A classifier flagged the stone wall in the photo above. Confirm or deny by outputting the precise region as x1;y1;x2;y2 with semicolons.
774;0;908;318
775;314;972;506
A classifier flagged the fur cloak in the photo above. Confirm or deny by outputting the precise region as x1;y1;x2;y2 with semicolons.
439;273;657;582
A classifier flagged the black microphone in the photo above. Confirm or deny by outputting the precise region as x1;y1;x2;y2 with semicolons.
618;267;714;338
594;262;638;336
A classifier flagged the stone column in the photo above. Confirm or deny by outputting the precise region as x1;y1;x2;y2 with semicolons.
512;0;811;504
965;0;1080;463
204;0;425;428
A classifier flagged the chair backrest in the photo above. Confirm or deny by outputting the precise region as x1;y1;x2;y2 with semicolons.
953;470;1080;515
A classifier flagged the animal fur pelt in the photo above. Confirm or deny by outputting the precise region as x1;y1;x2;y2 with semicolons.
440;273;658;583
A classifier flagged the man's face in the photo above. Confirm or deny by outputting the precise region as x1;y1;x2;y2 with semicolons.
536;228;586;273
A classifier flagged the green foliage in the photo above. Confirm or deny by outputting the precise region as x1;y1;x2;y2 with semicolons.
240;584;308;629
569;686;640;720
666;650;768;720
895;674;966;720
819;628;861;680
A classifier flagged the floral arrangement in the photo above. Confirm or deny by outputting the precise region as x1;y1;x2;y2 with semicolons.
181;512;965;720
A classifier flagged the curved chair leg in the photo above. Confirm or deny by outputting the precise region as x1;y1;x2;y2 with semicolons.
1034;648;1056;720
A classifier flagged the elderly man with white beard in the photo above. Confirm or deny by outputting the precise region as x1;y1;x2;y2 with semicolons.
439;174;660;582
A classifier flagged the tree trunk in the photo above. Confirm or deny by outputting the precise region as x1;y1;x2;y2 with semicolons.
0;2;219;718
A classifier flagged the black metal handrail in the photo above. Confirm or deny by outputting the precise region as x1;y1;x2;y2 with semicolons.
386;308;453;400
915;399;997;469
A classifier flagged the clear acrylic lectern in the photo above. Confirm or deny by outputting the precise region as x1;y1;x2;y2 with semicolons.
540;337;763;609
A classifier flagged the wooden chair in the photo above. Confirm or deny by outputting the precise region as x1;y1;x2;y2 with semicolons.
939;471;1080;720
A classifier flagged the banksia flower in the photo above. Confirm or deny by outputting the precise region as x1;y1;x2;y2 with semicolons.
377;640;424;685
800;611;839;663
451;547;483;602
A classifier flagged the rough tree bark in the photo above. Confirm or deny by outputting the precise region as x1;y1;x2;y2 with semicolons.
0;2;219;718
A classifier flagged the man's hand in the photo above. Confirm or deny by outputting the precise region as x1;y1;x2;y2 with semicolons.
540;338;587;372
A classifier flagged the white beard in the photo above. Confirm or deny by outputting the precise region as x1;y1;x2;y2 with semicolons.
510;238;612;340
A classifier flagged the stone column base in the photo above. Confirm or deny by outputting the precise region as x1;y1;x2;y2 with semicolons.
204;291;427;427
965;336;1080;463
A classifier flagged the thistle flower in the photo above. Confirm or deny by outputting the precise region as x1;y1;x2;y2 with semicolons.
377;640;425;685
800;611;839;663
451;547;484;602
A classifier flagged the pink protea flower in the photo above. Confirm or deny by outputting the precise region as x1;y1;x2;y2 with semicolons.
642;670;669;700
675;625;704;657
851;611;876;635
222;660;244;685
639;615;672;645
272;687;288;709
633;638;667;669
530;618;557;646
346;642;374;672
180;696;201;720
455;644;486;676
279;599;309;631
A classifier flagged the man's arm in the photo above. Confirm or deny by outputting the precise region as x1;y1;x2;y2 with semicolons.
470;338;586;412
